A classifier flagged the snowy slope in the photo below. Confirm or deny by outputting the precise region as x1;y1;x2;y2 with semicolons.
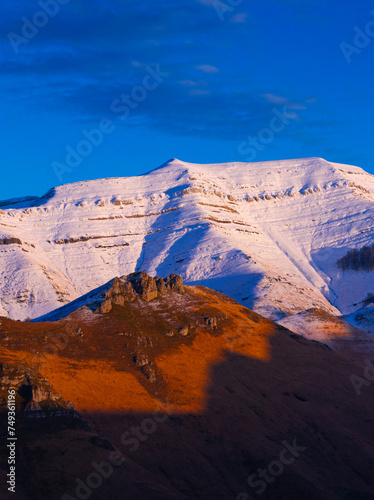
0;157;373;320
278;308;374;354
342;305;374;339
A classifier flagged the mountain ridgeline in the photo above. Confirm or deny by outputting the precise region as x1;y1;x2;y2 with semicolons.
0;157;373;325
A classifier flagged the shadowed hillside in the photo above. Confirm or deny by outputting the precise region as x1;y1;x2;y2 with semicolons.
1;275;374;499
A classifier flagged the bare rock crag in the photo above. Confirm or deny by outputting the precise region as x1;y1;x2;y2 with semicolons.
97;272;185;314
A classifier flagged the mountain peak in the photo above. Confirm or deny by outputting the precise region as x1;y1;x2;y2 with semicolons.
0;157;373;322
33;273;186;322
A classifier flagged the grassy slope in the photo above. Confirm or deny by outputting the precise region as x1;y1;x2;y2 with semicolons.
0;285;374;499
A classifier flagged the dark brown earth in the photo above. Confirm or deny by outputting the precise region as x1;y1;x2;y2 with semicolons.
1;274;374;500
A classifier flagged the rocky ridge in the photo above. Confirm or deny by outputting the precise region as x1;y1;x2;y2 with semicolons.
98;272;185;313
34;272;186;321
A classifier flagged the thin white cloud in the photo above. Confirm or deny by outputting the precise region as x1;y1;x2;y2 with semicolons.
263;93;307;110
195;64;219;73
180;79;198;87
283;110;300;120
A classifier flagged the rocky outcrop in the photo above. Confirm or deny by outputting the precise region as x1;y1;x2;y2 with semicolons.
17;379;64;405
1;363;79;419
0;237;22;246
98;299;113;314
95;273;186;314
126;272;158;302
32;384;61;403
141;364;157;383
34;272;188;321
136;335;153;348
178;326;189;336
155;276;168;295
106;277;137;302
202;316;218;328
132;351;157;383
164;274;185;294
133;353;149;367
96;277;137;313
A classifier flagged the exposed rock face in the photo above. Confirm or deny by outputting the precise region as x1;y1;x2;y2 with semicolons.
202;316;218;328
106;277;137;302
18;379;63;404
98;299;112;314
96;277;138;313
155;276;168;295
178;326;189;336
141;364;157;383
133;353;149;367
126;272;159;302
95;272;186;314
1;363;77;418
32;384;59;403
136;336;153;348
132;350;158;383
34;272;188;321
0;237;22;246
164;274;185;294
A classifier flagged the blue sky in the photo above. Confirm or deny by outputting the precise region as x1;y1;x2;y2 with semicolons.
1;0;373;200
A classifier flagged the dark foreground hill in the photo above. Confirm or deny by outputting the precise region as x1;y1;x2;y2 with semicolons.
1;273;374;499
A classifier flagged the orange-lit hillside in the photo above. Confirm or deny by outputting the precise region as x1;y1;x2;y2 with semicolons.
1;275;374;500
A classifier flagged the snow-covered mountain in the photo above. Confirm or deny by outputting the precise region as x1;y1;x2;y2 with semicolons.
0;157;373;321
